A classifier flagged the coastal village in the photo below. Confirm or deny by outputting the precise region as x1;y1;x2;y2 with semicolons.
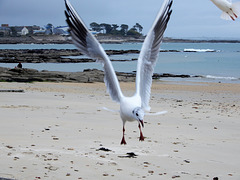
1;23;240;45
0;23;148;44
0;22;143;37
0;24;69;37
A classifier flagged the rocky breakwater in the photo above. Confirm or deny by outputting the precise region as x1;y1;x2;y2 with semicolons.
0;67;192;83
0;48;192;83
0;49;140;63
0;49;90;63
0;49;186;64
0;35;71;44
0;67;136;83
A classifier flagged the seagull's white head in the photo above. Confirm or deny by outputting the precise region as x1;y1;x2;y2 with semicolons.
132;107;145;127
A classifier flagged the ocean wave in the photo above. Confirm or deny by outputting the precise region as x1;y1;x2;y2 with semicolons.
184;48;216;52
204;75;239;80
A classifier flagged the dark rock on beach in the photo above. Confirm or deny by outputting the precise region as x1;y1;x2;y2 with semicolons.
153;73;190;79
0;66;191;83
97;147;112;152
0;67;101;83
0;48;205;64
0;49;89;63
0;49;141;63
0;67;134;83
0;35;71;44
118;152;138;158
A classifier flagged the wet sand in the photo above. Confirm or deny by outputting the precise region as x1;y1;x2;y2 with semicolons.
0;81;240;180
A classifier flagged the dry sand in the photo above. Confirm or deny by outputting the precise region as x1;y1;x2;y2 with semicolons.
0;81;240;180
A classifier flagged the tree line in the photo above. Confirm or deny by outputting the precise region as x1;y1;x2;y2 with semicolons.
90;22;143;37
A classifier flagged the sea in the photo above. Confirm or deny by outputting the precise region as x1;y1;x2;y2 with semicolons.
0;42;240;84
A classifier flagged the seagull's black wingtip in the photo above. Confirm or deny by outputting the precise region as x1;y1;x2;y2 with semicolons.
169;0;173;8
64;0;71;12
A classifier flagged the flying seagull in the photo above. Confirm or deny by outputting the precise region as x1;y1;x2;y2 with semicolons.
65;0;173;145
210;0;240;20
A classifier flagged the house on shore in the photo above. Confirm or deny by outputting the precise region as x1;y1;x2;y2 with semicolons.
0;24;69;37
0;24;40;36
21;27;29;36
0;26;11;37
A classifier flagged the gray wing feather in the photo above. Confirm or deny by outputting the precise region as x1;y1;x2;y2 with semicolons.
65;0;123;102
136;0;173;111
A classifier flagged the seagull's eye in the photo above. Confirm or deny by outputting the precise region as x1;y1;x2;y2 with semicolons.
136;113;139;117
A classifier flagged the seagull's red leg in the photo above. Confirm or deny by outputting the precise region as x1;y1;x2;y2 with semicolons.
120;127;126;145
233;12;238;18
227;11;235;20
230;8;238;18
230;15;235;21
138;123;144;141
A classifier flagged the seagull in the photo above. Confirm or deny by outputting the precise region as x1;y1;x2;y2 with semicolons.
210;0;240;20
65;0;173;145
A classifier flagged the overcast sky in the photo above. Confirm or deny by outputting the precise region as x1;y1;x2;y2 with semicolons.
1;0;240;39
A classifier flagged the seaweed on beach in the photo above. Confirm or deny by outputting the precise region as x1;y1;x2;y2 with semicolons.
118;152;138;158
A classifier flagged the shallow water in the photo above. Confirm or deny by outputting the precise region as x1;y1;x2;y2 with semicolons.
0;42;239;83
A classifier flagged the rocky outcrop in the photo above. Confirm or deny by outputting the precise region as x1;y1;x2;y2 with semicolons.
1;36;240;44
0;67;134;83
0;67;100;83
0;35;145;44
153;73;190;79
0;67;191;83
0;49;141;63
0;35;71;44
0;49;85;63
0;49;187;64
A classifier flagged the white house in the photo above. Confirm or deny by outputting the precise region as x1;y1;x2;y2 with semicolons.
21;27;29;35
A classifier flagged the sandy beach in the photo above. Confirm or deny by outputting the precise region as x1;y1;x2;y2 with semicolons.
0;81;240;180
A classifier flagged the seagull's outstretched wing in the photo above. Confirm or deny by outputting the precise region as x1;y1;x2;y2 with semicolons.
64;0;123;103
135;0;173;111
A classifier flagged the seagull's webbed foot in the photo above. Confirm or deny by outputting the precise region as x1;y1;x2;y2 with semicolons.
121;136;127;145
139;132;145;141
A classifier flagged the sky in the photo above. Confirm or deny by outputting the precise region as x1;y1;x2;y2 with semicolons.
1;0;240;39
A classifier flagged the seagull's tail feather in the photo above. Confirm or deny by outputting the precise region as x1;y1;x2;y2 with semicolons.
221;11;232;20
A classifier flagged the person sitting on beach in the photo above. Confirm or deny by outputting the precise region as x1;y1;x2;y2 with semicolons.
16;62;22;69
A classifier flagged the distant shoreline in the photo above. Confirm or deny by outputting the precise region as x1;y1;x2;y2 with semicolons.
1;35;240;44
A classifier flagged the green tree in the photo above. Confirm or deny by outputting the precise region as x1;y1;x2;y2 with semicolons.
120;24;128;36
112;24;119;31
110;24;120;35
135;23;143;33
10;27;17;36
90;22;101;32
127;28;141;37
88;22;143;37
100;23;113;34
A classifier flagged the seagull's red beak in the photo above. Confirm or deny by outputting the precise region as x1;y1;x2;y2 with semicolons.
139;120;144;128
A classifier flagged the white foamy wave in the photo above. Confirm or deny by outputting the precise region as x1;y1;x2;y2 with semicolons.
184;48;216;52
205;75;238;80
